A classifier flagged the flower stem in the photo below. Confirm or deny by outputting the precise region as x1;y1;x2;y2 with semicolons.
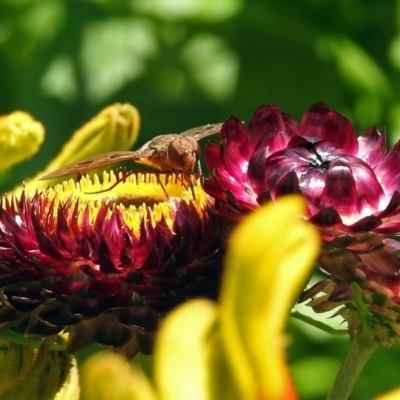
326;330;379;400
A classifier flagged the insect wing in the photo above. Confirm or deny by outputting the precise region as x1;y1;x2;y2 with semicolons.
40;150;154;180
180;123;223;141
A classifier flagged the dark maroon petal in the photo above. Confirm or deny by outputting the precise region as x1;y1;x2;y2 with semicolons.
39;301;80;326
299;280;332;302
308;207;342;226
319;234;357;248
328;285;354;302
345;215;382;233
272;171;302;197
320;161;357;216
248;104;288;148
357;127;387;168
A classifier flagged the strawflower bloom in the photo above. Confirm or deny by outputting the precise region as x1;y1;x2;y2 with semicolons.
203;102;400;345
0;171;223;357
80;195;320;400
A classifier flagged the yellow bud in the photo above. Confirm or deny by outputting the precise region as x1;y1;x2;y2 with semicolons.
0;111;44;171
10;103;140;196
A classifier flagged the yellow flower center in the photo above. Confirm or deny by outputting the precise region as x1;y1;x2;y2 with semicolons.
40;171;210;235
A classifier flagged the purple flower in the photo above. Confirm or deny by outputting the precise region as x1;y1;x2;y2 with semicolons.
203;103;400;343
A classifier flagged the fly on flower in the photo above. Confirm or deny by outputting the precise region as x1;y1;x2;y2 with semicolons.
40;123;222;189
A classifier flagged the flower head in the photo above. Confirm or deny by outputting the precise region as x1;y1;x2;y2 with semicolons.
0;172;223;356
203;103;400;344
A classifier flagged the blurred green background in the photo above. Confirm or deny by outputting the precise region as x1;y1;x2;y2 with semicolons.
1;0;400;398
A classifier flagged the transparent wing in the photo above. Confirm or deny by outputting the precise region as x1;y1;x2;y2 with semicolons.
40;150;154;180
181;123;223;141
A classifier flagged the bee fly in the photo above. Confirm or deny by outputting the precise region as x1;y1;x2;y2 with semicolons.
40;123;222;195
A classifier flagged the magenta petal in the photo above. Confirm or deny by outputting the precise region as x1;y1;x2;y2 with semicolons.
220;117;252;160
204;141;222;171
321;161;357;216
357;127;387;168
299;103;330;138
320;111;358;154
299;103;358;154
282;112;299;137
247;104;287;148
375;140;400;195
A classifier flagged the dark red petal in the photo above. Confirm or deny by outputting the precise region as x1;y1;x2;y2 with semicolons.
204;141;222;170
357;127;387;168
202;178;226;202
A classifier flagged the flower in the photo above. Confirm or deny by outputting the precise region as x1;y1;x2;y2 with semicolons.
0;171;223;357
203;102;400;344
80;196;320;400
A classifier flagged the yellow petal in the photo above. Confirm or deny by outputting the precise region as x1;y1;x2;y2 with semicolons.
80;352;157;400
375;387;400;400
220;195;320;399
154;299;218;400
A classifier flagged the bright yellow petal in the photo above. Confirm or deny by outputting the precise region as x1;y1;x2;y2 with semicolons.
154;299;218;400
220;195;320;399
80;352;157;400
374;387;400;400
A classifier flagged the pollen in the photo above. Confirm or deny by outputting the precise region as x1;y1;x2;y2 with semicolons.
36;170;210;235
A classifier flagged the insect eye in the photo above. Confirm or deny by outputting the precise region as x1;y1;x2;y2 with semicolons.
167;137;200;170
167;139;184;169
